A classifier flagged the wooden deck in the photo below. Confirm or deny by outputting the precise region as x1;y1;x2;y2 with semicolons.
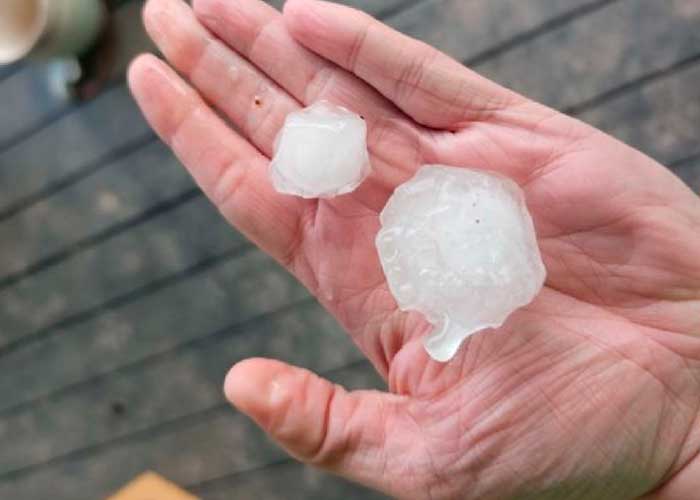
0;0;698;498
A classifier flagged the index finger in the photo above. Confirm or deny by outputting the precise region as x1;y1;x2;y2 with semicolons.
128;54;310;267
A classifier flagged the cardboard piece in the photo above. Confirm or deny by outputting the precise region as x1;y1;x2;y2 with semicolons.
106;471;199;500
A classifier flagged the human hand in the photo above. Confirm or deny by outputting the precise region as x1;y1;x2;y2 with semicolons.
127;0;700;498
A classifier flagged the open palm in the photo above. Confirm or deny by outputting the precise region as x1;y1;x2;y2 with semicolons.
128;0;700;498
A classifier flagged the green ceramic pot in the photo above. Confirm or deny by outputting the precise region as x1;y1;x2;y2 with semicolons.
0;0;105;64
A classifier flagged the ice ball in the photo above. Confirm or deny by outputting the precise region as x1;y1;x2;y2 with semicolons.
269;100;371;199
376;165;546;362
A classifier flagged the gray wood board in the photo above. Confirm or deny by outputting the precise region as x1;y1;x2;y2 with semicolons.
0;84;152;215
389;0;612;62
0;195;240;346
0;140;191;280
473;0;700;112
0;300;364;475
580;62;700;167
193;460;388;500
0;248;309;414
0;362;384;500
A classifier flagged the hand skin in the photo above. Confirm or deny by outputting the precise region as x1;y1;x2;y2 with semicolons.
127;0;700;498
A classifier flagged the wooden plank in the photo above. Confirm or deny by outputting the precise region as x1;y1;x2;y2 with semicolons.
0;300;364;474
0;140;192;281
0;195;241;346
580;63;700;166
389;0;607;61
0;84;151;217
473;0;700;110
193;460;388;500
0;249;308;414
0;362;383;499
0;65;71;149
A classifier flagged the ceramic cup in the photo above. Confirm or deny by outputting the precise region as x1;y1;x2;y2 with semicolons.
0;0;105;64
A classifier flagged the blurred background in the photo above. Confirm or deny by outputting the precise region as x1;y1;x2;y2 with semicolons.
0;0;698;498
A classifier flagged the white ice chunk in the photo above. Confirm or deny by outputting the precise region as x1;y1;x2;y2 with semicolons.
376;165;546;362
270;100;371;198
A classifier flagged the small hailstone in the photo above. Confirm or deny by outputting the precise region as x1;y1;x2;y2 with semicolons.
270;100;371;198
376;165;546;362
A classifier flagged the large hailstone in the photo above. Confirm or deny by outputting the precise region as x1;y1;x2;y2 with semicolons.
270;101;371;198
376;165;546;362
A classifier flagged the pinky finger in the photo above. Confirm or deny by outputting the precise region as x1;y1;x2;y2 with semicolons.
127;54;308;266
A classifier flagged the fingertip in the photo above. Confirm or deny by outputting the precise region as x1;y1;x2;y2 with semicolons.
126;54;198;145
283;0;323;37
127;53;176;100
225;358;344;464
142;0;166;36
224;358;293;421
127;53;159;96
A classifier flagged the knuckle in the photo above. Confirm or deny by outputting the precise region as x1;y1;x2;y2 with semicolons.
305;384;349;466
212;159;249;209
395;55;429;102
347;22;371;72
165;100;200;146
305;66;336;103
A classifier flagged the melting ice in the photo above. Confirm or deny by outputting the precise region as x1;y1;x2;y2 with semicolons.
376;165;546;362
270;101;371;199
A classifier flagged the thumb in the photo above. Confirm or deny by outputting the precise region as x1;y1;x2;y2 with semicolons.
224;358;408;493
